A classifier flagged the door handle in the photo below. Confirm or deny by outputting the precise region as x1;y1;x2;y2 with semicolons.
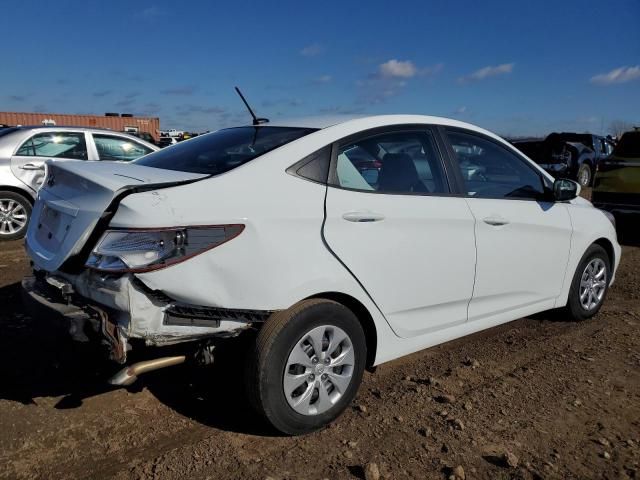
483;216;510;226
342;211;385;223
19;163;45;171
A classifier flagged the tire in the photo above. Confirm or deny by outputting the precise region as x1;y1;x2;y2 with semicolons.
246;299;367;435
566;244;610;321
577;164;592;187
0;190;32;241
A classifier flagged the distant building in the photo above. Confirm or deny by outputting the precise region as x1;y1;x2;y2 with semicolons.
0;111;160;141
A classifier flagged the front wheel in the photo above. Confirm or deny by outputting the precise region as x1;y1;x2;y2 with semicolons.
0;191;32;241
566;244;610;321
245;299;367;435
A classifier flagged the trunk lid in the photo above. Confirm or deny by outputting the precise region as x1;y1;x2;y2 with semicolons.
26;160;207;272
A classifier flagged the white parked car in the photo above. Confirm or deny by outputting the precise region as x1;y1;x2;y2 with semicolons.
160;129;184;138
22;115;620;434
0;127;158;240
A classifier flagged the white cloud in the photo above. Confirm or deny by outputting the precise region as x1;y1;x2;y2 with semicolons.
590;65;640;85
459;63;514;83
453;106;467;115
300;43;324;57
379;59;417;78
358;60;442;105
313;74;332;84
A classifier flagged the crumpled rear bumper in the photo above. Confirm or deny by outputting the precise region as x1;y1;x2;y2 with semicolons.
21;275;128;363
21;270;272;360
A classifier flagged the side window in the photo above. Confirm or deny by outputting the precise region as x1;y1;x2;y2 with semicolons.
446;130;545;200
333;130;448;194
93;134;154;161
16;132;88;160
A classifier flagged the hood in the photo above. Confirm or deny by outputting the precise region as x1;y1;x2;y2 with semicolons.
26;160;206;272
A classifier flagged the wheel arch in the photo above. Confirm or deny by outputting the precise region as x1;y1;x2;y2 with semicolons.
593;237;615;270
580;157;594;169
0;185;35;205
306;291;378;368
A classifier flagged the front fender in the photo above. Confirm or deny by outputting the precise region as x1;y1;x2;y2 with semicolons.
555;205;621;308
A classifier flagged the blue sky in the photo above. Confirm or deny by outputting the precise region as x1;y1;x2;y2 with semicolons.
1;0;638;136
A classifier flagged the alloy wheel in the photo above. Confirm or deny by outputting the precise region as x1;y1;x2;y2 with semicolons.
283;325;355;416
0;198;27;236
579;257;607;311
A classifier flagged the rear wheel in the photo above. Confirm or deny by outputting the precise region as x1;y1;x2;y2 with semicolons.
577;164;592;187
566;244;610;321
0;191;32;241
246;299;367;435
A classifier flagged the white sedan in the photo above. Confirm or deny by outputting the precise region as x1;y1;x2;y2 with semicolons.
23;115;620;434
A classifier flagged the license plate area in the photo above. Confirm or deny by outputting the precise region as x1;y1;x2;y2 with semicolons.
35;204;74;252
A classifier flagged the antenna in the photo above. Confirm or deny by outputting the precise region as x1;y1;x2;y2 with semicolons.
234;87;269;126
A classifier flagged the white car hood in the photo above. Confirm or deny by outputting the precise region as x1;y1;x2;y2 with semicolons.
25;160;206;272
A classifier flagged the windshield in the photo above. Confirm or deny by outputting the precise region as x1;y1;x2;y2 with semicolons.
135;126;316;175
614;131;640;158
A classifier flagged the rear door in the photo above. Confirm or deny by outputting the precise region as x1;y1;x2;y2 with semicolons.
11;130;89;192
442;128;572;324
323;126;477;338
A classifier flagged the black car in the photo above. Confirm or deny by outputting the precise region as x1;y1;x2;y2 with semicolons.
511;133;615;187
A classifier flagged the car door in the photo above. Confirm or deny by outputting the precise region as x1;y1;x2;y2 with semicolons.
442;128;572;324
90;133;155;162
323;127;477;338
11;130;89;192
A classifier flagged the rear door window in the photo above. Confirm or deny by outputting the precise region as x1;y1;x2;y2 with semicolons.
136;126;316;175
332;130;448;194
16;132;88;160
93;134;154;161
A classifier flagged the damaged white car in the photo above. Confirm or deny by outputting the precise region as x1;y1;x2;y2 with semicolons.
23;115;620;434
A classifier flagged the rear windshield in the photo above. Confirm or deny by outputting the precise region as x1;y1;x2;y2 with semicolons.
614;132;640;158
135;126;316;175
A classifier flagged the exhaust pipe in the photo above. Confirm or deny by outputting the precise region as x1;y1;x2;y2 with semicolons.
109;355;186;386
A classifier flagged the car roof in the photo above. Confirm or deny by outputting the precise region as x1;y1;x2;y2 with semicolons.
0;125;159;151
266;115;368;129
243;114;512;147
246;114;499;135
9;125;140;135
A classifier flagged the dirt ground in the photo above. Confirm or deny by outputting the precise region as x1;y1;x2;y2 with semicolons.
0;229;639;480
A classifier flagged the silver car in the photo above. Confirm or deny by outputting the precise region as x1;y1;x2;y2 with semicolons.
0;126;158;240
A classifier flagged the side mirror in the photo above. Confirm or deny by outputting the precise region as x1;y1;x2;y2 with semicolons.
553;178;580;201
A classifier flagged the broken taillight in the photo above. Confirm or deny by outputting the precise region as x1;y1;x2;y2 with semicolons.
85;225;244;273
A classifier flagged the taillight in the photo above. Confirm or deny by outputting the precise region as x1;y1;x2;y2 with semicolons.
85;224;244;273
